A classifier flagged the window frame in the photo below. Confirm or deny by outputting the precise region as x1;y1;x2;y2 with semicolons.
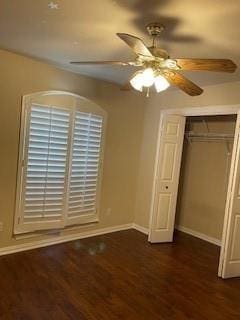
14;91;107;234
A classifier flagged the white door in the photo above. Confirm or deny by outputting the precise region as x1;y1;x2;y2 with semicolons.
149;114;186;243
220;112;240;278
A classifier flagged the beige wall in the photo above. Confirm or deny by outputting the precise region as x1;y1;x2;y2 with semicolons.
134;82;240;229
1;47;239;250
176;118;235;240
0;49;145;248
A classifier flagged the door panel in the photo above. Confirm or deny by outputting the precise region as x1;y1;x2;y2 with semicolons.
156;194;171;229
221;112;240;278
149;114;186;243
161;143;177;180
230;215;240;260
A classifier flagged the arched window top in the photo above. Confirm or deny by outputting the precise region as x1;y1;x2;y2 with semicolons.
23;90;106;117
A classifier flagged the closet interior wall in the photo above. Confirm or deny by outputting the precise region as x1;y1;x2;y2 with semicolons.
175;115;237;242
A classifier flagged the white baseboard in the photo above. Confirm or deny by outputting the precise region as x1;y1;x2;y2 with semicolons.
132;223;149;235
175;225;221;247
0;223;133;257
0;223;220;257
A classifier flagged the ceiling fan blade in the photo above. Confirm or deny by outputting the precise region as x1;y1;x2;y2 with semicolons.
176;59;237;73
164;71;203;96
70;61;134;66
117;33;153;57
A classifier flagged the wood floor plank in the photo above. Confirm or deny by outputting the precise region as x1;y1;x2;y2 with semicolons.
0;230;240;319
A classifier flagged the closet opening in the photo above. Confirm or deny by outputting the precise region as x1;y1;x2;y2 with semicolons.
149;107;240;278
175;114;237;250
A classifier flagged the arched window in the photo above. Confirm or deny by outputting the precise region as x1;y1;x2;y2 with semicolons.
14;91;106;234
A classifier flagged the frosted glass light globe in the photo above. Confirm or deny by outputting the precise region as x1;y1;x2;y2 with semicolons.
141;68;155;87
154;75;170;92
130;72;144;91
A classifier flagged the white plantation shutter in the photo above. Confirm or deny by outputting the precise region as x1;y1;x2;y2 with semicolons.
16;104;70;232
67;112;103;225
15;98;105;234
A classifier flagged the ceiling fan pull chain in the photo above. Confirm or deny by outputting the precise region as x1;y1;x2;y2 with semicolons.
146;87;150;98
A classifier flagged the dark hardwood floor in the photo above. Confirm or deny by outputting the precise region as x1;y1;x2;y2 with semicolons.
0;230;240;319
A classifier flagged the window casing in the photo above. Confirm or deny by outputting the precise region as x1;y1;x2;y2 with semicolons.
14;92;106;234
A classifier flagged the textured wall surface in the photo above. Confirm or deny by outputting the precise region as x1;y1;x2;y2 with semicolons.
0;49;145;248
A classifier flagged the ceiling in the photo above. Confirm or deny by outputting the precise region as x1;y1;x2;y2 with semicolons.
0;0;239;86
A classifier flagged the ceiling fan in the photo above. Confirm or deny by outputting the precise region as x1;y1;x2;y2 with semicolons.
70;23;237;96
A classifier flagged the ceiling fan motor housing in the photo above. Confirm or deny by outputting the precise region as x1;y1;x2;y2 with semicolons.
146;23;165;37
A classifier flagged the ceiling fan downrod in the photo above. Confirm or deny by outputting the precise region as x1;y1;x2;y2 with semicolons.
146;22;165;48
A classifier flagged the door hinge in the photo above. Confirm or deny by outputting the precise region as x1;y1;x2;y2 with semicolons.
21;159;25;167
18;217;21;224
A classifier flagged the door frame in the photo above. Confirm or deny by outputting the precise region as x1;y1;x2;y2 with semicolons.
148;104;240;278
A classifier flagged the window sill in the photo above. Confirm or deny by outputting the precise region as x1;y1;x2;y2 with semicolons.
14;219;99;241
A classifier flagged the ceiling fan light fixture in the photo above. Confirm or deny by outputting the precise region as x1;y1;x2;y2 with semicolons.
130;68;155;91
130;71;144;91
154;75;170;92
141;68;155;87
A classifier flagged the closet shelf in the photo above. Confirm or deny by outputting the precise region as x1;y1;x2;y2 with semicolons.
185;132;234;142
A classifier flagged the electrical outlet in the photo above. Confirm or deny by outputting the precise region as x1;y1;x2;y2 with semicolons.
0;222;3;231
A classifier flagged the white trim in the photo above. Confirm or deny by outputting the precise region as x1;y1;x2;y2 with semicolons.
176;225;222;246
221;111;240;278
218;111;240;276
160;104;240;116
132;223;149;235
0;224;132;256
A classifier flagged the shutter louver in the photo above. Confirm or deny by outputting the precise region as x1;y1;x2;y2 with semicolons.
67;111;103;222
22;105;70;229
